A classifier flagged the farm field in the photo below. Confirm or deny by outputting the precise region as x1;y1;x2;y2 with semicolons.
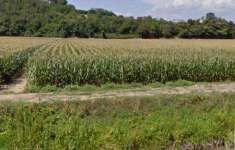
0;37;57;57
9;38;235;86
1;37;235;149
2;38;235;88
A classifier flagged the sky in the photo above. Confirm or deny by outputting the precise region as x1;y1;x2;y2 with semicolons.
68;0;235;21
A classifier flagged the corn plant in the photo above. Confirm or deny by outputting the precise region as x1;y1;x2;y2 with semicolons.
0;47;39;84
27;52;235;87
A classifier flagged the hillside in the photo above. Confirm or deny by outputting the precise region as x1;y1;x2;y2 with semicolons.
0;0;235;38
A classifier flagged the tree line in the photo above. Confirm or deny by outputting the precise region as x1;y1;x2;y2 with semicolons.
0;0;235;39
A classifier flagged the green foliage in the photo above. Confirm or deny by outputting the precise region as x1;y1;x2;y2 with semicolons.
178;13;234;39
27;53;235;87
26;81;192;93
0;47;38;84
165;80;195;87
0;1;234;39
0;94;235;149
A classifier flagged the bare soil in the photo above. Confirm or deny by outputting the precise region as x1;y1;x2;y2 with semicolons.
0;75;27;94
1;81;235;102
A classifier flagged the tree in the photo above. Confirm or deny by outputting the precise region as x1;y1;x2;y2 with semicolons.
102;31;107;39
206;12;216;20
48;0;67;5
0;0;234;39
160;23;176;38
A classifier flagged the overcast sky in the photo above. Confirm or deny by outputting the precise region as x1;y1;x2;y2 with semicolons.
68;0;235;21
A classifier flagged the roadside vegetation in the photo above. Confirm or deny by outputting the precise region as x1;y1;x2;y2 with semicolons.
25;80;194;93
0;93;235;149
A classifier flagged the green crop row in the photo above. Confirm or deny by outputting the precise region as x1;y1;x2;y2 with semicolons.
0;47;38;84
27;53;235;87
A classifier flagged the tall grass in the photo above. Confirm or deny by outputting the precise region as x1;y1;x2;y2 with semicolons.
0;93;235;149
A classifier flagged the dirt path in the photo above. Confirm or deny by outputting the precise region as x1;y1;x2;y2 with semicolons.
0;75;27;94
1;82;235;102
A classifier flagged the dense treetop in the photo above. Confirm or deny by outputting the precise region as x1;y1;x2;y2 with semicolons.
0;0;234;38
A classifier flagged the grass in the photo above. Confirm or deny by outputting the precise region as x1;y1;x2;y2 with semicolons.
0;93;235;149
25;80;195;93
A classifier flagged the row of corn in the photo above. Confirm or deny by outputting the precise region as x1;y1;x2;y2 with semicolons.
0;47;39;84
26;52;235;87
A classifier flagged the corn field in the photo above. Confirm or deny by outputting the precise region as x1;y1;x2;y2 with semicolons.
1;38;235;86
0;37;56;57
25;39;235;87
0;47;39;84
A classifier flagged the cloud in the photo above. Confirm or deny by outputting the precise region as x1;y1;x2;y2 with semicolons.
141;0;235;20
